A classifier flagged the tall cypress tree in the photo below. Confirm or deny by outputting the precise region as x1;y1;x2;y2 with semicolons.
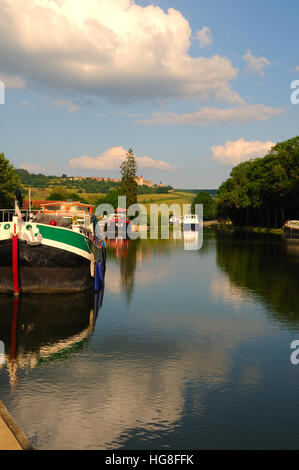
120;148;138;208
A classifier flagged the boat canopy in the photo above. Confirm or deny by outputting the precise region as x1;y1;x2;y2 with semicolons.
40;201;93;216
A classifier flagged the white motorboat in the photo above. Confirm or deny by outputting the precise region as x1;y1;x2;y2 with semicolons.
182;214;201;231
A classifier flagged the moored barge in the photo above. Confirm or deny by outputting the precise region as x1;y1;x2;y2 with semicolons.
0;201;106;294
284;220;299;240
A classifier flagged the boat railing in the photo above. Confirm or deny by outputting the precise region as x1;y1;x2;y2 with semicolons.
42;210;91;217
0;209;31;222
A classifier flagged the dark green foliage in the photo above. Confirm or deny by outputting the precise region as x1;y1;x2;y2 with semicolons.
46;188;89;204
177;189;217;196
16;169;120;193
192;191;217;220
216;232;299;323
137;184;173;194
120;149;138;208
217;136;299;227
155;185;173;194
94;189;120;210
0;153;22;208
69;178;119;194
17;168;172;195
16;169;49;188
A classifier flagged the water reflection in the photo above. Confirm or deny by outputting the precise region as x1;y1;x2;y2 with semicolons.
106;233;211;302
183;230;199;251
5;304;267;449
0;288;104;391
106;238;138;303
1;232;299;449
210;274;251;310
284;239;299;262
215;231;299;326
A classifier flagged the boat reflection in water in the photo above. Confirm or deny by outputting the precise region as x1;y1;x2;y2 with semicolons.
183;230;201;251
0;287;104;391
106;237;130;259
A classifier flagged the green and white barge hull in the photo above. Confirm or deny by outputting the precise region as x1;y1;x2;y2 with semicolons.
0;202;106;294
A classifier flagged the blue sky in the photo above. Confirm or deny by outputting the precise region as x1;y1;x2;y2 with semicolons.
0;0;298;188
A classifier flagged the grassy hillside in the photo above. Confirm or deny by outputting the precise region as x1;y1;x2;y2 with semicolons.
137;191;195;212
23;186;106;206
24;186;195;210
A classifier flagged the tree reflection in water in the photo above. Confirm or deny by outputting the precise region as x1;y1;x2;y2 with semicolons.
215;231;299;328
106;238;138;303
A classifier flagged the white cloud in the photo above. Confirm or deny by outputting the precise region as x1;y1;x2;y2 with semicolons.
0;0;242;104
196;26;212;48
137;104;284;126
69;146;175;171
52;99;82;112
0;72;26;88
243;49;270;76
211;138;275;166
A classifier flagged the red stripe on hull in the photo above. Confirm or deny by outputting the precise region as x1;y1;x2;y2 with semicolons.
12;234;20;296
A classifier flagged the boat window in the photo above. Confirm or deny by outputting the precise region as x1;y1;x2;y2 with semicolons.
75;206;89;212
44;205;60;211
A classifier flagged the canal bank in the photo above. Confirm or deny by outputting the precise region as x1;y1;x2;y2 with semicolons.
0;401;33;450
209;223;284;236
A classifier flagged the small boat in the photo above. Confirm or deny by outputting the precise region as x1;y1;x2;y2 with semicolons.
284;220;299;240
182;214;201;232
0;200;106;294
105;208;130;238
169;215;181;225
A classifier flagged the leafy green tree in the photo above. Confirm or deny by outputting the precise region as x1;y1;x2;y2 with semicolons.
217;136;299;227
120;148;138;208
137;184;173;194
94;189;120;209
192;191;216;220
16;168;49;188
0;153;22;208
16;169;121;194
47;188;89;204
46;188;69;201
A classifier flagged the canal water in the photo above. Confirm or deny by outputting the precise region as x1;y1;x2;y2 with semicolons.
0;229;299;449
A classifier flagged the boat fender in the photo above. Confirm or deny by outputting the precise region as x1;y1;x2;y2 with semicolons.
98;261;105;286
94;263;100;292
90;253;95;277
